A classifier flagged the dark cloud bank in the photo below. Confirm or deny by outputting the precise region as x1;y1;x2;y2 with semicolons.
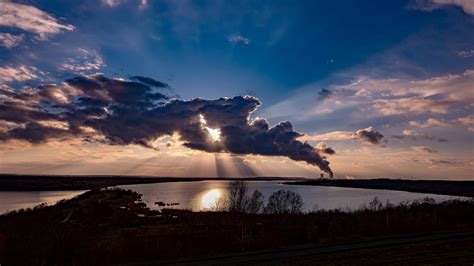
0;74;334;176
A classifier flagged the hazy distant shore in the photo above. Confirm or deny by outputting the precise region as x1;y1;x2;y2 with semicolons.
1;175;473;198
286;179;474;198
0;174;304;191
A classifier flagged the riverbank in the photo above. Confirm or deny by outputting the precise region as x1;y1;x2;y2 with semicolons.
286;179;474;197
0;188;473;265
0;174;304;191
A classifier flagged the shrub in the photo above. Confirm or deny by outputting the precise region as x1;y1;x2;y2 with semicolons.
265;190;303;214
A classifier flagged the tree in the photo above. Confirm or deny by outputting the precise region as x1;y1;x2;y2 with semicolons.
227;180;249;213
368;197;383;211
265;190;303;214
246;190;264;214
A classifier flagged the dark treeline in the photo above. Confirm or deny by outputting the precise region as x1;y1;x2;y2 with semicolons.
0;174;303;191
287;178;474;197
0;187;473;265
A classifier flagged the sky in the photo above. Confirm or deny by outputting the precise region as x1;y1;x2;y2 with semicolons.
0;0;473;180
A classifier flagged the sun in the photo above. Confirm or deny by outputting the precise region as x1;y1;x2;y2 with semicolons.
199;114;221;141
206;127;221;141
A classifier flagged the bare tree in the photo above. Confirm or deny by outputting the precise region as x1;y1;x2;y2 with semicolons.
227;180;249;213
265;190;303;214
210;195;228;212
369;197;383;211
246;190;264;214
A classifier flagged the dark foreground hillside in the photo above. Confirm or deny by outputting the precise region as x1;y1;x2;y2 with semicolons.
0;189;473;265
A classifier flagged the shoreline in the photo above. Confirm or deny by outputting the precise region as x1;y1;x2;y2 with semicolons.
285;178;474;198
1;175;473;198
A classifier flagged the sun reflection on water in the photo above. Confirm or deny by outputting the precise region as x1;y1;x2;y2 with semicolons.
200;189;224;210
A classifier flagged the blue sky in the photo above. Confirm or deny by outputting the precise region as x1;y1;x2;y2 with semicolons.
0;0;473;179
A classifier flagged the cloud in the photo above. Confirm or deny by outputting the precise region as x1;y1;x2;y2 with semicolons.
130;76;170;89
426;158;466;167
302;131;353;141
412;0;474;15
0;74;334;176
336;70;474;117
0;33;23;48
102;0;123;7
60;48;105;73
354;127;385;145
0;65;39;83
408;116;474;132
412;145;437;153
457;50;474;58
263;69;474;124
393;129;434;140
228;34;250;45
409;118;452;128
315;142;336;155
373;98;452;116
392;129;447;142
0;0;75;40
139;0;148;9
318;88;332;101
102;0;148;8
301;127;385;145
457;115;474;126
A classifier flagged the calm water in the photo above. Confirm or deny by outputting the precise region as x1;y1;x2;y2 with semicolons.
119;180;463;212
0;190;85;214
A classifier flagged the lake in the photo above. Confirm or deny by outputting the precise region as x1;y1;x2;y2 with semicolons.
0;180;465;214
118;180;463;212
0;190;85;214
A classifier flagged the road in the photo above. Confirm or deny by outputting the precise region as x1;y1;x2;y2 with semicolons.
129;231;474;265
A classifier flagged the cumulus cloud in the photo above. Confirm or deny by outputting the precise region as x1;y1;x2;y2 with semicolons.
412;0;474;15
409;118;452;128
228;34;250;45
60;48;105;73
0;65;39;83
0;74;334;176
315;142;336;155
412;145;437;153
0;0;75;40
354;127;385;145
0;33;23;48
301;127;385;145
